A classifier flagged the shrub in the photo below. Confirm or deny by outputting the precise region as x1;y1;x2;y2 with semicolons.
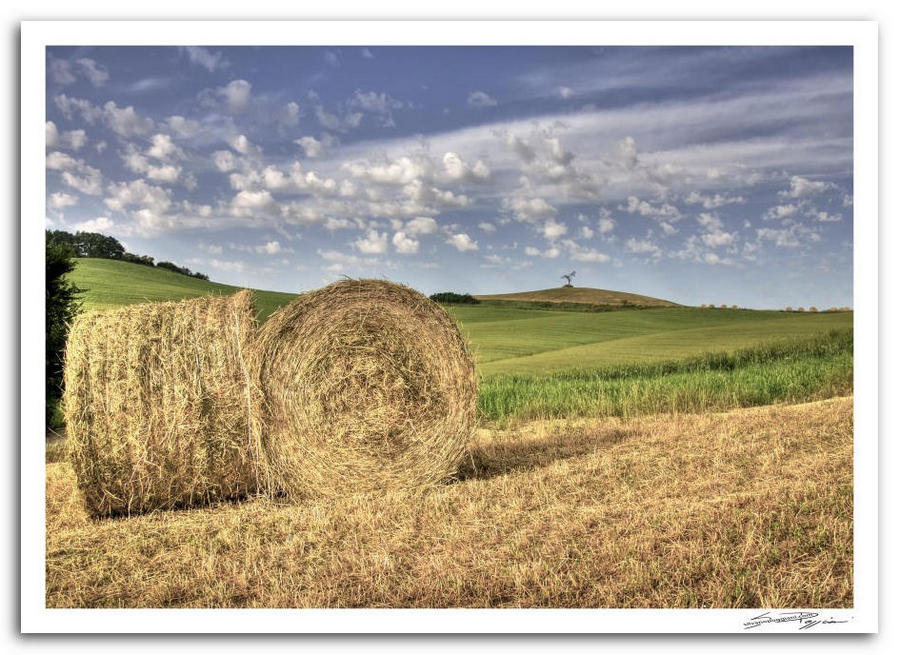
46;237;81;428
429;292;480;304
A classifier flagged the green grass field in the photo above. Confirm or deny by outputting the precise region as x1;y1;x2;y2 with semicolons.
69;258;296;321
66;257;853;423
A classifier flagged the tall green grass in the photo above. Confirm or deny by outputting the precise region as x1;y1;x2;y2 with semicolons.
479;330;853;424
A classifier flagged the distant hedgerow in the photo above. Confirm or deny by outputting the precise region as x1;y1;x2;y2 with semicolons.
429;292;480;304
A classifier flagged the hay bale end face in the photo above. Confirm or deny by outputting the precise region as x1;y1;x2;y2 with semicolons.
255;279;477;497
63;291;262;517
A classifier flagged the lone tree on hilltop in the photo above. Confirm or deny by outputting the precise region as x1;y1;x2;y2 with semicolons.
561;271;576;287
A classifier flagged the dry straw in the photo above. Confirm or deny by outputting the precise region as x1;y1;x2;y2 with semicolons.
63;291;263;517
254;278;477;497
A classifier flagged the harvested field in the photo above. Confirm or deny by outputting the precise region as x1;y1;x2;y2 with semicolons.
46;397;853;608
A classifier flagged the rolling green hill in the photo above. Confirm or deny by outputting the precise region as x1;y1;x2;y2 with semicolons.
67;258;852;378
474;286;679;308
68;258;297;321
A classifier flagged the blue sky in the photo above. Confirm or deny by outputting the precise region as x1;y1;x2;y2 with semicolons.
45;46;853;308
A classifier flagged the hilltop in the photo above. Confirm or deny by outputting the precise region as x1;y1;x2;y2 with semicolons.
475;286;680;308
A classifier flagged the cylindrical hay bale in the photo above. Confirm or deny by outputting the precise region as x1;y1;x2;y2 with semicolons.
255;279;477;497
63;290;263;517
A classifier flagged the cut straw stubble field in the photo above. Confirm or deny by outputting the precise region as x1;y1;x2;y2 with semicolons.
46;397;853;608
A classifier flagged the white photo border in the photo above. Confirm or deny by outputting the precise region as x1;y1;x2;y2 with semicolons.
21;19;878;634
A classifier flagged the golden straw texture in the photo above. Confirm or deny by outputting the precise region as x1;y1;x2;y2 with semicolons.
63;291;263;517
254;279;477;497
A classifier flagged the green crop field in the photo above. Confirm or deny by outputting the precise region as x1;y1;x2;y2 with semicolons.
66;257;853;423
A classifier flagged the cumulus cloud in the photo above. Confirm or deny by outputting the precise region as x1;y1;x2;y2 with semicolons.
392;231;420;254
75;58;109;87
598;217;616;234
73;216;115;232
355;229;389;254
780;175;833;198
211;150;237;172
620;195;681;220
442;151;490;182
184;46;227;72
446;233;479;252
478;221;497;233
504;196;557;223
49;57;109;87
45;121;86;150
46;151;104;195
102;101;155;137
404;216;438;235
166;115;202;138
146;133;183;161
542;218;568;241
467;91;497;108
295;133;337;158
48;192;78;209
763;203;800;221
219;80;253;113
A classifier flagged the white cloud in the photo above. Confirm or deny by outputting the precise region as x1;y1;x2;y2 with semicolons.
102;101;155;137
442;151;491;182
446;233;479;252
780;175;833;198
295;134;337;158
392;231;420;254
478;222;497;233
185;46;227;72
211;150;236;172
763;203;800;221
504;196;557;223
467;91;498;108
814;211;843;223
48;192;78;209
47;151;103;195
355;230;389;254
73;216;114;232
220;79;252;113
45;122;86;150
404;216;438;235
49;58;76;85
598;217;616;234
166;116;201;138
75;58;109;87
684;191;745;209
620;196;681;219
256;240;282;255
146;164;181;184
230;189;276;214
542;218;568;241
580;225;594;239
146;133;182;160
626;237;662;259
558;86;574;99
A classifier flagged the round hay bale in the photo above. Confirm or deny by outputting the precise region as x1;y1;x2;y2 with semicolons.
63;290;263;517
254;279;477;497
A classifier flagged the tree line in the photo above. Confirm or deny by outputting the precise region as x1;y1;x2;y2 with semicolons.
45;229;209;280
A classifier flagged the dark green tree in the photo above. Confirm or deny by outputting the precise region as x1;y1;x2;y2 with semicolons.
46;236;82;428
